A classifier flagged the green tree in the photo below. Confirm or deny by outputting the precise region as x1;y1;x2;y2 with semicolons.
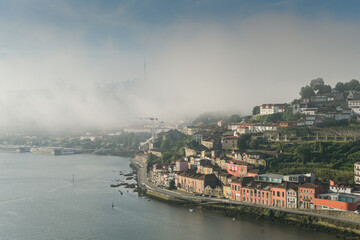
310;78;324;90
249;139;259;149
348;79;360;91
299;85;315;99
317;84;332;94
237;134;251;151
252;106;260;115
295;144;312;165
229;114;242;123
148;153;158;163
335;82;345;92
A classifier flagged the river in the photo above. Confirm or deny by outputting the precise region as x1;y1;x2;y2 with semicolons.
0;152;337;240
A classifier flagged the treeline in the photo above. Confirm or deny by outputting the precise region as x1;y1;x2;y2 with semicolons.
299;78;360;99
73;132;150;151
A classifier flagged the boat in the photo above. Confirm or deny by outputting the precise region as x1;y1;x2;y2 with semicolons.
189;209;194;212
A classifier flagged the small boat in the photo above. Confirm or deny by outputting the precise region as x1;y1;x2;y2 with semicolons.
232;218;235;221
189;209;194;212
112;202;114;208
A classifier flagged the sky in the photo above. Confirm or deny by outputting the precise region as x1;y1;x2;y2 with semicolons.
1;0;360;132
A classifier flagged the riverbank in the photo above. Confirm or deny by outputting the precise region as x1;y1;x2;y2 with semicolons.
144;191;360;239
129;156;360;239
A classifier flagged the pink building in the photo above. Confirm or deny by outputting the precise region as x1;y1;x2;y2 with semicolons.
175;171;218;194
226;160;254;177
175;159;189;172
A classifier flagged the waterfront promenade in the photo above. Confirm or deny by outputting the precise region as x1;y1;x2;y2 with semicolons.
131;157;360;226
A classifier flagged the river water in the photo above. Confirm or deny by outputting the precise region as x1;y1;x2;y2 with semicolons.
0;152;337;240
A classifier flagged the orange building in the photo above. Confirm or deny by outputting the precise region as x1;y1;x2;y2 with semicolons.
270;183;287;208
230;177;272;207
313;197;360;211
298;183;325;209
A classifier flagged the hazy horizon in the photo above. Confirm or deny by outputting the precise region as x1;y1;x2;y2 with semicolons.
1;1;360;132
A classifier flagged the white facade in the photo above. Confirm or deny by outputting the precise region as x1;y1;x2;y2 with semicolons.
260;104;287;116
355;162;360;185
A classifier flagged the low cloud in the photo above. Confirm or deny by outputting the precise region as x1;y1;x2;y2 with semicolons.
1;12;360;132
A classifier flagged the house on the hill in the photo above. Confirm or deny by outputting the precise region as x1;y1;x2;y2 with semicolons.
260;104;287;116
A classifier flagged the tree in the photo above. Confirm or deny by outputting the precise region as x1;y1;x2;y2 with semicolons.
252;106;260;115
237;134;251;150
299;85;315;99
335;82;345;92
249;139;259;149
317;84;332;94
295;145;312;165
148;153;158;163
229;114;241;123
348;79;360;91
310;78;324;91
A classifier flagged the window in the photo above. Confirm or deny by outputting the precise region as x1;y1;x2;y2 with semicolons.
277;191;280;197
282;192;284;197
273;191;275;196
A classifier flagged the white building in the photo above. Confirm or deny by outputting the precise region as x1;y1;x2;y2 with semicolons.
260;104;287;116
355;162;360;185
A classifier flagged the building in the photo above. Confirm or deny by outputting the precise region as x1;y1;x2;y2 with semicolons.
201;137;218;149
204;185;223;198
298;183;325;209
175;171;218;194
279;121;298;128
260;104;287;116
221;136;238;150
271;183;288;208
283;173;315;184
287;184;298;209
148;149;163;158
255;173;284;184
355;162;360;185
314;193;360;211
175;159;189;172
230;177;273;207
197;159;216;175
226;160;255;177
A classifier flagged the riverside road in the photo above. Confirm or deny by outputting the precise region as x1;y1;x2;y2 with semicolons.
131;157;360;226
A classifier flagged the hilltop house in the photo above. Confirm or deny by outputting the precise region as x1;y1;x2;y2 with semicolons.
260;104;287;116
